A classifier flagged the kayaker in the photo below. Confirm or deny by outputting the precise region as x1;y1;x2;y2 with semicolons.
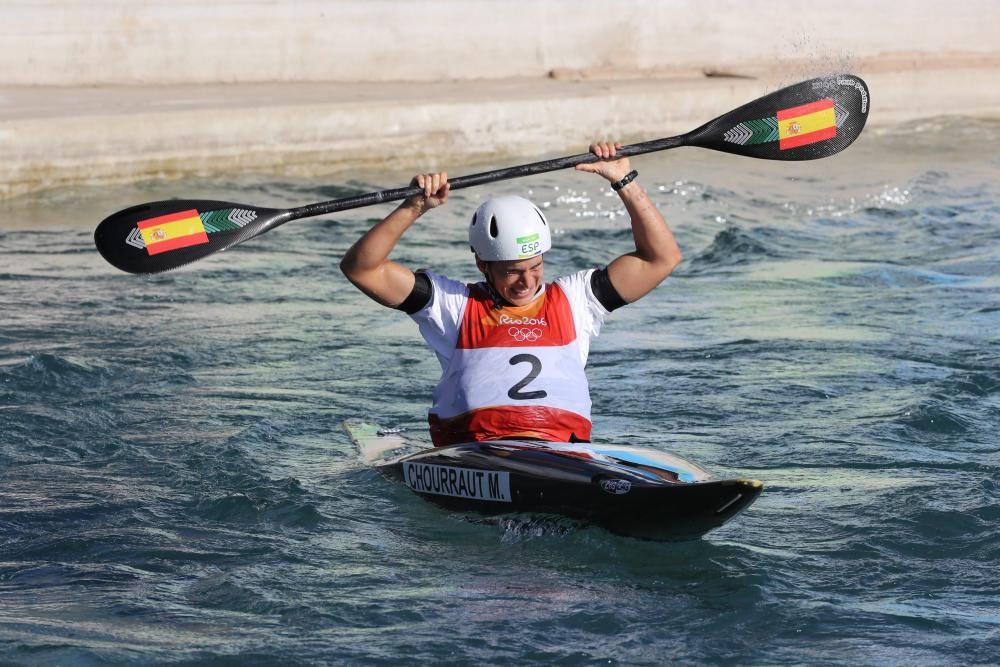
340;142;682;446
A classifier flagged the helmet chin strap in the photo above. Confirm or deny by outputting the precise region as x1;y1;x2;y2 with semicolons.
480;264;508;310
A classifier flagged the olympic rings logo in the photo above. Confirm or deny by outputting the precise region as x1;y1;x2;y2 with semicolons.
508;327;543;342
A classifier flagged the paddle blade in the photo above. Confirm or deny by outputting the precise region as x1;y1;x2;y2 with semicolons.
687;74;870;160
94;200;290;274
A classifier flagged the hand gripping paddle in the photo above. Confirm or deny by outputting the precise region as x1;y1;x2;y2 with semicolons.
95;74;869;274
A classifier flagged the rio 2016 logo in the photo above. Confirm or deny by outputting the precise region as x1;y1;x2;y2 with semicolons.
499;314;547;326
599;478;632;495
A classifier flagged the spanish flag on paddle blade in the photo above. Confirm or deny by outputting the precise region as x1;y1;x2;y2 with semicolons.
137;209;209;256
777;98;836;150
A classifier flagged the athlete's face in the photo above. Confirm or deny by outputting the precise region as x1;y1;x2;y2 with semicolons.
478;256;545;307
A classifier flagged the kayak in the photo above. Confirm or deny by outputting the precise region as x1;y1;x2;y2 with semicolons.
344;420;762;541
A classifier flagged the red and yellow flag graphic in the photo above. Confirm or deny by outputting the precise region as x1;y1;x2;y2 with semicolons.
137;209;209;256
777;98;836;150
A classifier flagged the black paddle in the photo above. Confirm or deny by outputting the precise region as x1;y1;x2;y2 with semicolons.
95;74;869;274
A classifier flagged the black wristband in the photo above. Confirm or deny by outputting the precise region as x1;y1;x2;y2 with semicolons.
611;169;638;191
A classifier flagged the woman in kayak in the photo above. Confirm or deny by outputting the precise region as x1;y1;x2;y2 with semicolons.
340;142;682;446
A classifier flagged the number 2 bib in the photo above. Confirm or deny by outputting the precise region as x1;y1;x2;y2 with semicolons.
428;282;593;446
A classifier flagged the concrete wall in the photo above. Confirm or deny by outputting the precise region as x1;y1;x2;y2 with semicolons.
2;0;998;85
3;1;999;200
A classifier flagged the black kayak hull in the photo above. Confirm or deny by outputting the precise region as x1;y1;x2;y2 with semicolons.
346;421;762;541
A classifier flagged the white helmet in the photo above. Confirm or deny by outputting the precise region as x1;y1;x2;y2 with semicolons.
468;195;551;261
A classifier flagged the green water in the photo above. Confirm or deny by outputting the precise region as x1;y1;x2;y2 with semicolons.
1;117;998;665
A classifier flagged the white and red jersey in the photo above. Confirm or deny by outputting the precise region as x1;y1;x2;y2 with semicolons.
410;270;608;446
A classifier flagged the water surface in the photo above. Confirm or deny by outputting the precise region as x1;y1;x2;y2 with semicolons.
1;117;998;665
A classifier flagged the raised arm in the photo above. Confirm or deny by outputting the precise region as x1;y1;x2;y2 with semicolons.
340;172;449;308
575;142;682;303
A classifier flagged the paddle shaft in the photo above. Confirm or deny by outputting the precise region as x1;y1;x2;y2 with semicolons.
286;135;687;222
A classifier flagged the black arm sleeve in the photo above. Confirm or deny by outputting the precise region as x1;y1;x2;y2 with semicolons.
395;271;433;314
590;268;628;312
